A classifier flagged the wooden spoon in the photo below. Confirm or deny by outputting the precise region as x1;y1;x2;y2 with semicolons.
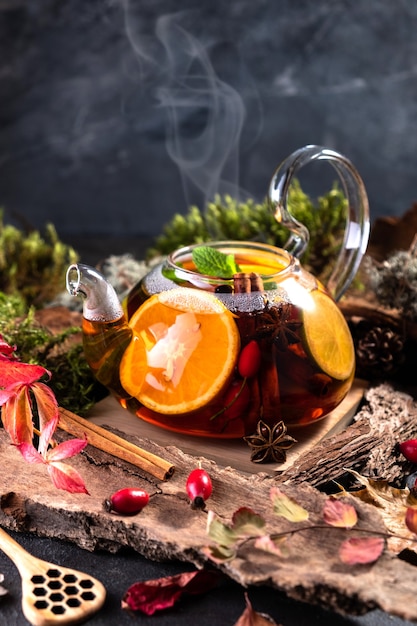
0;527;106;625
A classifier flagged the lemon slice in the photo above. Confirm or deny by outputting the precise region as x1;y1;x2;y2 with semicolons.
301;289;355;381
120;288;240;414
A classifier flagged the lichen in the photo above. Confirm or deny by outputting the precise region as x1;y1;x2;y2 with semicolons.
368;248;417;322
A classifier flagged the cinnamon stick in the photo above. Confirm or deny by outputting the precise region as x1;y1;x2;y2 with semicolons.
233;272;251;293
58;407;175;481
233;272;264;293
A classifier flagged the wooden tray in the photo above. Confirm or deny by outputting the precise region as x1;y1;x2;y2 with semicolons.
87;379;368;474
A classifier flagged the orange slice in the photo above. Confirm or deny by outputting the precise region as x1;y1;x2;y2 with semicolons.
301;289;355;381
120;288;240;414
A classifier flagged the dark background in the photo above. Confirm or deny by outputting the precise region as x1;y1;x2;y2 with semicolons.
1;4;417;623
1;0;417;251
0;530;416;626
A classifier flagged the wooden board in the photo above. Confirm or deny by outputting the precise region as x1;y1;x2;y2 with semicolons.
2;382;417;622
87;379;368;475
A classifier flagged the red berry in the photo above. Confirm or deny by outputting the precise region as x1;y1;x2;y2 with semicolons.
399;439;417;464
405;507;417;534
104;487;150;515
222;380;250;421
238;340;261;378
186;468;213;509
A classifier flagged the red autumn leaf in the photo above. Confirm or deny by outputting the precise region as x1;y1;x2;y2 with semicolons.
16;415;89;494
47;438;88;462
16;442;89;494
31;382;59;431
16;442;45;465
122;570;221;615
323;497;358;529
0;362;53;446
47;461;89;494
405;507;417;534
1;385;34;444
0;336;89;494
234;593;281;626
0;388;15;404
0;360;49;388
0;336;17;360
38;414;87;460
37;412;58;456
339;536;385;565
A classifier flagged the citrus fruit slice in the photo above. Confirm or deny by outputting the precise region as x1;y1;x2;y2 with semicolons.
119;288;240;415
301;289;355;381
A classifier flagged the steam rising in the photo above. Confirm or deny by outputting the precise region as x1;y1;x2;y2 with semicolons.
123;5;260;212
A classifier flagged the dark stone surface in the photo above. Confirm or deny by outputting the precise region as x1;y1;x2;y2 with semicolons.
0;530;415;626
1;1;417;240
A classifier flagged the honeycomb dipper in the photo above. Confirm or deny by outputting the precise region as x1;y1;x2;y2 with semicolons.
0;526;106;625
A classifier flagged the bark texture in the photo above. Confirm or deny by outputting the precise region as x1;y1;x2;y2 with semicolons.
1;384;417;621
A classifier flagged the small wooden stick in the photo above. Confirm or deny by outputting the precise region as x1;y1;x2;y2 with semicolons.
233;272;264;293
233;272;252;293
58;407;175;481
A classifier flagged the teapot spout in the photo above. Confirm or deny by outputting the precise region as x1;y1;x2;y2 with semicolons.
66;263;132;395
66;263;124;323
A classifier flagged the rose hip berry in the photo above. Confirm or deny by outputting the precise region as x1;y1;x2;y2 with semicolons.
399;439;417;464
238;340;261;378
104;487;150;515
222;380;251;422
186;468;213;510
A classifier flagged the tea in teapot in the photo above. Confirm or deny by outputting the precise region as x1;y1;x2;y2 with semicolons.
66;145;369;438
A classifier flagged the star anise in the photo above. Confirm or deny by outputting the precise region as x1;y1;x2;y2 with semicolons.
254;303;302;351
243;420;297;463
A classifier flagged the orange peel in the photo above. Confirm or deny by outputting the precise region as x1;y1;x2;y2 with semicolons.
120;288;240;414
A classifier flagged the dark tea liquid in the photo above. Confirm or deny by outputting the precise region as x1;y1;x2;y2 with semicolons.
81;246;354;438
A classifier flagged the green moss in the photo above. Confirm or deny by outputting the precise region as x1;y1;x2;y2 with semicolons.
147;181;347;281
46;344;108;414
0;291;105;415
0;211;79;307
0;184;349;415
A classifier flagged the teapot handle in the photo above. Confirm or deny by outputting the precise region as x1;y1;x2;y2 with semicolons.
268;145;370;301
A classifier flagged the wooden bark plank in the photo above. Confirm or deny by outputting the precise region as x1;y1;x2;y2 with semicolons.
278;383;417;487
1;383;417;621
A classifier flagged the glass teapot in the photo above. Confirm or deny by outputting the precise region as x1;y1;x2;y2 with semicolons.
66;145;370;438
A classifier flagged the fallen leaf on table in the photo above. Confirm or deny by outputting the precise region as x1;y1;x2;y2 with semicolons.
270;486;309;522
342;469;417;554
122;569;221;615
323;497;358;529
233;593;281;626
339;536;385;565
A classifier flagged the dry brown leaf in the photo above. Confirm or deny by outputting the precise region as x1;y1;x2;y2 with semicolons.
343;469;417;554
233;593;281;626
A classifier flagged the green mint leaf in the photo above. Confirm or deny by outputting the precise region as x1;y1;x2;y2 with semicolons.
192;246;241;278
